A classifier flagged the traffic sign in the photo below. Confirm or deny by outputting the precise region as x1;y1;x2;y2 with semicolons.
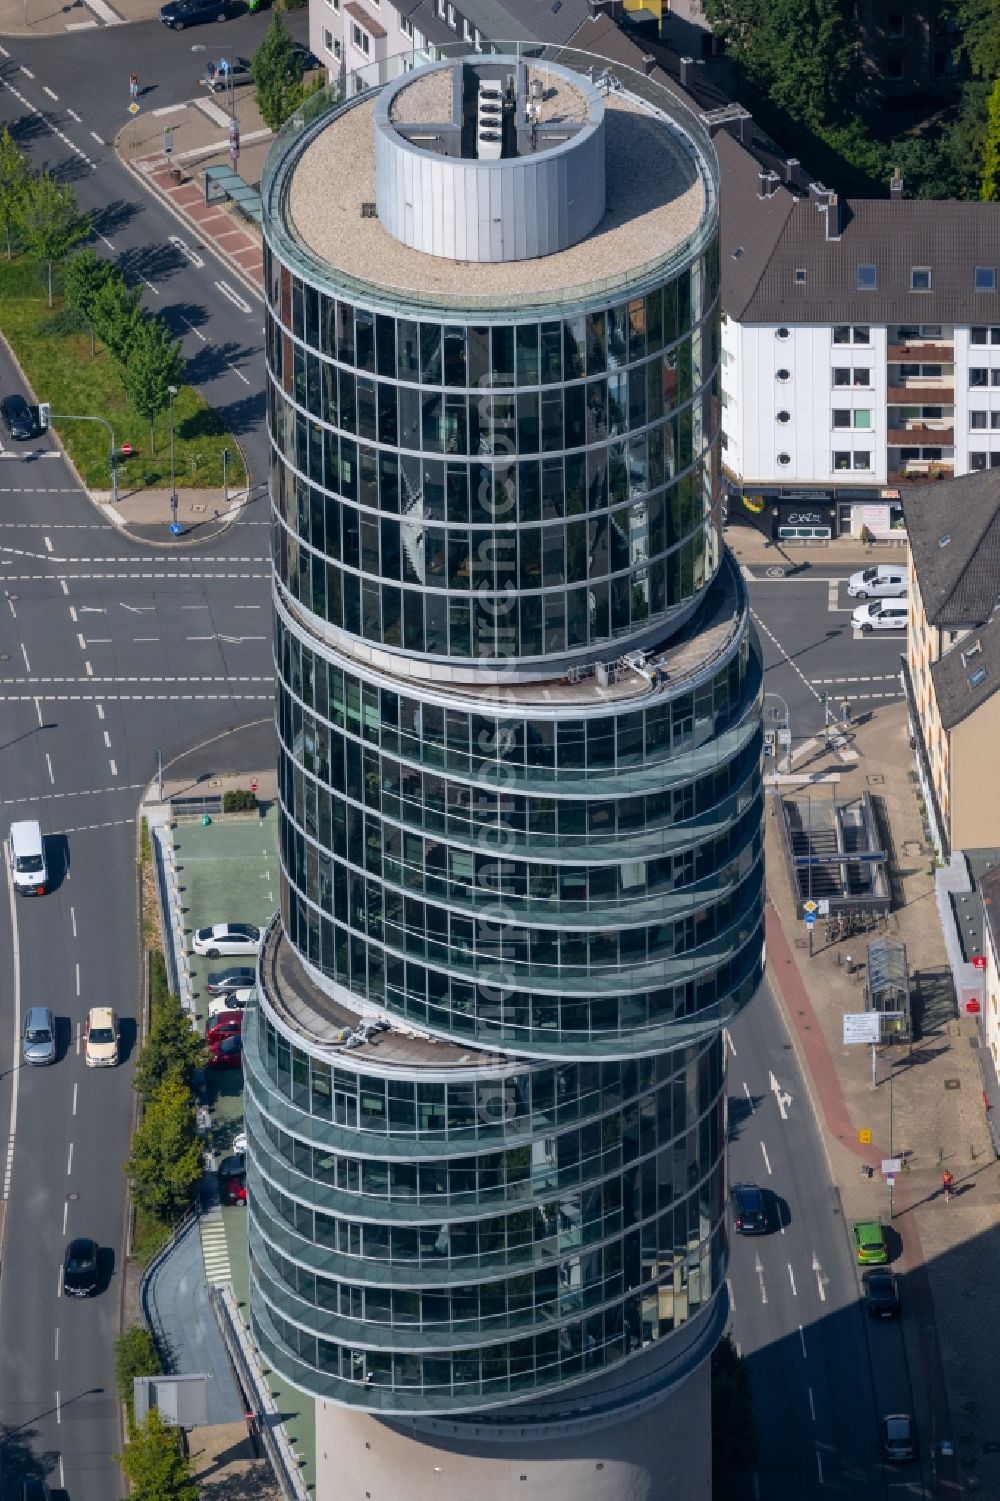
886;1174;895;1188
843;1012;880;1045
250;778;259;795
881;1158;902;1175
803;900;818;914
859;1128;872;1145
804;912;816;928
128;102;140;116
121;442;134;457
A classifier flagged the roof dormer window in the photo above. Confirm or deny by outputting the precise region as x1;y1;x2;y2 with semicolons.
910;267;932;291
857;264;877;290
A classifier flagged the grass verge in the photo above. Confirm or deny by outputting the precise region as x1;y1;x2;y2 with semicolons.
0;257;248;491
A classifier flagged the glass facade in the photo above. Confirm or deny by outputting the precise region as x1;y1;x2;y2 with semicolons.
252;49;762;1425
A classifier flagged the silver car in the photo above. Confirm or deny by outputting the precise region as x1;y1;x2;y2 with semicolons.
22;1006;56;1065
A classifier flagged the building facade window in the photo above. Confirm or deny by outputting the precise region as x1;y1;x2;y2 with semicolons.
975;267;997;291
351;22;370;53
970;327;1000;345
833;367;870;386
910;267;932;291
856;264;877;290
833;326;870;345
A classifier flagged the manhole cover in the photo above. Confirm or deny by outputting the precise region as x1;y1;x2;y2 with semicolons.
66;1192;79;1201
867;774;885;785
945;1079;961;1090
0;654;9;661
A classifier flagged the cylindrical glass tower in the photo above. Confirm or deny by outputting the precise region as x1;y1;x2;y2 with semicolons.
251;46;764;1500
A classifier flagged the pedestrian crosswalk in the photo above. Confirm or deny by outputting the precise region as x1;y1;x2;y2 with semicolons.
200;1210;233;1287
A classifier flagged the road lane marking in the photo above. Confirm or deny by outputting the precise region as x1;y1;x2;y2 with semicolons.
66;1142;73;1175
85;662;93;676
725;1275;735;1312
56;1264;62;1297
20;65;34;78
215;280;253;314
62;1199;68;1235
76;1022;81;1057
799;1324;807;1358
72;1083;78;1116
60;579;68;595
55;1390;60;1425
815;1450;823;1484
109;759;118;776
96;705;105;720
788;1264;797;1297
34;698;42;728
76;633;86;650
43;535;53;552
742;1080;754;1113
55;1327;59;1360
754;1253;767;1305
723;1027;736;1057
59;1457;65;1489
46;753;54;784
769;1070;792;1119
808;1386;815;1422
69;606;78;622
70;906;76;937
761;1140;772;1175
812;1253;827;1302
20;642;30;673
103;731;111;748
75;962;80;996
751;608;822;704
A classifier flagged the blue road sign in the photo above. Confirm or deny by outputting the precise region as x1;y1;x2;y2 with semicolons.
804;912;816;928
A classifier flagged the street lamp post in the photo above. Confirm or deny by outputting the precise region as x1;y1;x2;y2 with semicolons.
46;412;117;503
167;384;180;535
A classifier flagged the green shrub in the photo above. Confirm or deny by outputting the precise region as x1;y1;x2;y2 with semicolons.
223;788;258;813
115;1326;162;1423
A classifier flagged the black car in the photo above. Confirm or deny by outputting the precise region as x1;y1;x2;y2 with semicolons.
731;1182;768;1234
21;1479;52;1501
882;1413;915;1463
206;965;256;996
160;0;238;28
862;1268;900;1318
1;394;35;442
290;40;323;73
62;1236;99;1297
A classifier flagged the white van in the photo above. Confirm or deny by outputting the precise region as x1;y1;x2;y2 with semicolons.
9;819;48;895
847;564;907;600
852;601;910;634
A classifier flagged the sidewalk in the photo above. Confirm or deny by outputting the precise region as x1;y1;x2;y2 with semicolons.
0;0;161;36
764;698;1000;1494
118;84;271;296
89;484;260;545
725;520;908;570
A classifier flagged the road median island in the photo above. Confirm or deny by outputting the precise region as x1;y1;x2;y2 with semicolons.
0;252;247;498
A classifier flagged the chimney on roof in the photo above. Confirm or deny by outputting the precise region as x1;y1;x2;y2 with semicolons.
783;156;801;189
822;191;843;241
890;166;904;200
737;108;752;147
756;170;780;199
679;55;694;88
641;53;655;77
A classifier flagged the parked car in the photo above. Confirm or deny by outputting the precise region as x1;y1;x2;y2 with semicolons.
852;600;910;634
206;1009;243;1044
206;965;256;996
290;40;322;72
202;56;252;91
62;1236;99;1297
192;922;261;958
1;394;35;441
218;1152;246;1205
847;564;907;600
21;1006;56;1066
160;0;239;28
852;1219;888;1265
208;986;253;1018
862;1268;900;1318
208;1033;243;1069
730;1182;768;1235
882;1413;915;1463
83;1006;119;1067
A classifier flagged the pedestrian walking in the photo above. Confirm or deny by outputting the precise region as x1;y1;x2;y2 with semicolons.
942;1169;954;1202
129;72;139;103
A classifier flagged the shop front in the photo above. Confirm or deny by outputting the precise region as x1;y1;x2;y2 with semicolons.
731;485;905;542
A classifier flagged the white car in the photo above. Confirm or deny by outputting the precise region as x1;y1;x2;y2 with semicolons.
207;986;254;1018
192;922;262;958
852;601;910;634
84;1006;119;1067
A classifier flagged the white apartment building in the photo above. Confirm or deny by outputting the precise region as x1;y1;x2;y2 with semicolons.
308;0;593;90
714;130;1000;540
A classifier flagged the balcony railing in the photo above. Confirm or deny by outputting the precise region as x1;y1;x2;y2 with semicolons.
887;385;955;404
887;466;954;485
887;427;955;445
887;343;954;362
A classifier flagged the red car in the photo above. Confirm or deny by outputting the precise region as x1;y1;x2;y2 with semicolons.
208;1033;243;1069
206;1010;243;1044
218;1152;247;1205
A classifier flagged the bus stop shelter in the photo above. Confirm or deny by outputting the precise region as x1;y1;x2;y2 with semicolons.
866;936;911;1043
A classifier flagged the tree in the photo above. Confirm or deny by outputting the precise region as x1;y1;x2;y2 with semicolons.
133;987;207;1103
64;248;116;356
711;1332;758;1486
114;1326;162;1421
980;76;1000;201
252;13;305;132
703;0;855;133
958;0;1000;80
0;128;29;260
91;270;143;367
120;317;185;454
118;1409;198;1501
20;172;89;306
125;1072;203;1223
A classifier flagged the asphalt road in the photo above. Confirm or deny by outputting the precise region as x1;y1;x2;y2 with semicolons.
0;28;282;1497
727;983;928;1499
743;562;906;752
